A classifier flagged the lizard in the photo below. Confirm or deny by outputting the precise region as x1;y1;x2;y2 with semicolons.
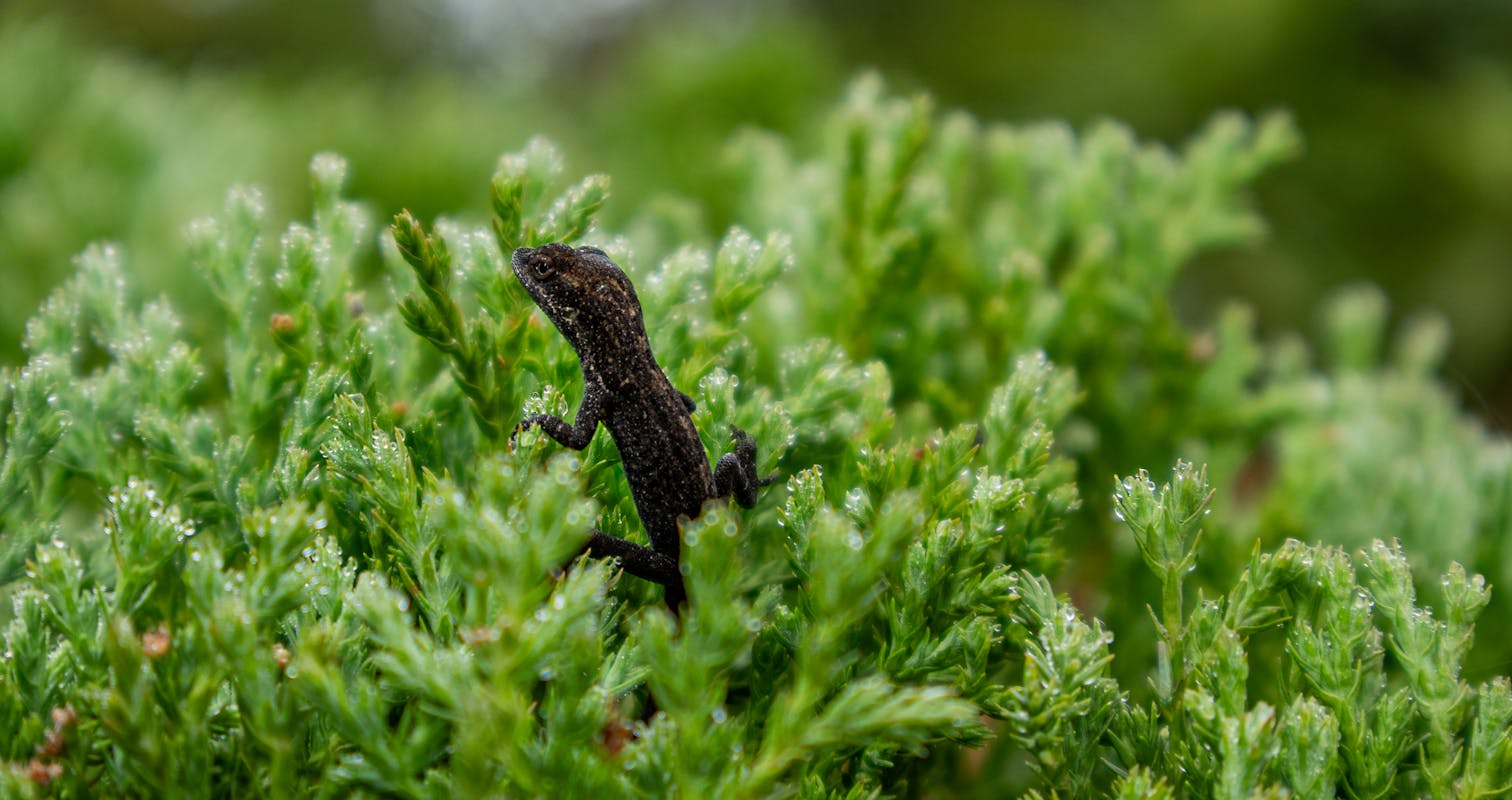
511;242;773;609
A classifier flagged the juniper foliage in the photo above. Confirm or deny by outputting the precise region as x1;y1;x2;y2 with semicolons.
2;78;1510;798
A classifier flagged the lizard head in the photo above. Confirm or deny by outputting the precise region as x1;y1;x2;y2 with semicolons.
511;243;646;354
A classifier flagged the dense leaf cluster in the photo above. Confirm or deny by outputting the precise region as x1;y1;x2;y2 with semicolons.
1;78;1509;797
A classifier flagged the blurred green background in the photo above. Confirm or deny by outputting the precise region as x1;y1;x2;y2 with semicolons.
3;0;1510;423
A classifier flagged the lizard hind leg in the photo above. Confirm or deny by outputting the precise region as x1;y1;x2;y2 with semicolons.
715;426;778;509
583;530;684;590
581;530;688;610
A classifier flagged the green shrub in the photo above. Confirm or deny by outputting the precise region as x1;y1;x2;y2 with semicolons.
2;77;1509;798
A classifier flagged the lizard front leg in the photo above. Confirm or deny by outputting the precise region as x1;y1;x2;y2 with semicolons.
714;426;780;508
513;382;606;450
